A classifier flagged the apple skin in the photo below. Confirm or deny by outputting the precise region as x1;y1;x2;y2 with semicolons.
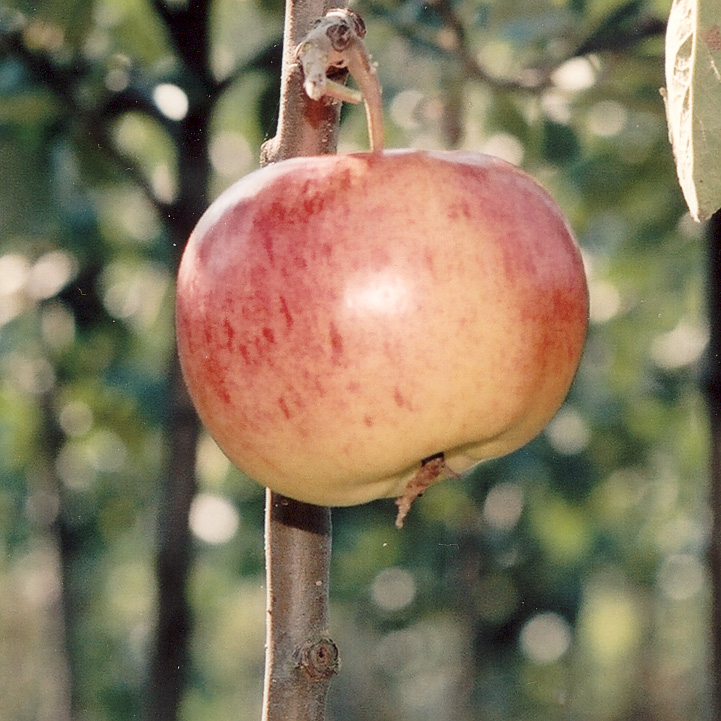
176;149;588;507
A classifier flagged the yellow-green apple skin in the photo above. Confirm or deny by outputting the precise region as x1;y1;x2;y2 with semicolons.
176;149;588;506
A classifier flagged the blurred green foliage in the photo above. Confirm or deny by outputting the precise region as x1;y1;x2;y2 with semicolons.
0;0;712;720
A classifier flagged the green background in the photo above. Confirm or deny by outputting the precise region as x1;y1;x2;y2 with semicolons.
0;0;710;719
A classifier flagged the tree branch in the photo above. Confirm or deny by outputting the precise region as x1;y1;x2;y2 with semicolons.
431;0;550;92
150;0;214;82
0;11;177;217
146;353;200;721
260;1;346;719
260;0;344;163
262;495;337;721
2;7;216;721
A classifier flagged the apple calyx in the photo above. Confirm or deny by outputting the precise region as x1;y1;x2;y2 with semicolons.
394;453;460;529
295;8;384;152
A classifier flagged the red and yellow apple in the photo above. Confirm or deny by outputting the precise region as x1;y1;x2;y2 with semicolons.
175;149;588;507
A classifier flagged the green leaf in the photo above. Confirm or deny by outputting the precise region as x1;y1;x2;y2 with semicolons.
663;0;721;221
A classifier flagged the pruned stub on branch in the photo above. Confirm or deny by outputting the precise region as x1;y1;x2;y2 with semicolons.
296;7;367;104
295;7;384;152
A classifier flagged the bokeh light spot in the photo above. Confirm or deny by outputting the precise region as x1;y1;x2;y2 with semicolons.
483;482;524;532
189;493;240;545
520;612;572;664
153;83;189;121
371;567;416;612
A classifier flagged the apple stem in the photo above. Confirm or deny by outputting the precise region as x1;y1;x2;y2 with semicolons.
295;9;385;152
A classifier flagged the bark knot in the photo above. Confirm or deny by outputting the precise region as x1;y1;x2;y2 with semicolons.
294;636;341;681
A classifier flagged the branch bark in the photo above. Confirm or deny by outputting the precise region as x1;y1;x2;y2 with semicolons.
262;494;337;721
260;1;344;719
260;0;343;163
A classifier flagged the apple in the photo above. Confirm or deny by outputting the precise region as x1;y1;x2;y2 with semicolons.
175;149;588;509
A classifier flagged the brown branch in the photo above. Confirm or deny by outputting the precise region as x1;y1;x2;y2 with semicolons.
145;15;217;721
260;0;345;163
33;395;76;721
150;0;214;82
262;495;337;721
145;353;200;721
260;2;347;720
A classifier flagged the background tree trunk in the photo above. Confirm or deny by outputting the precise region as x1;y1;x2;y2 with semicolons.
145;3;215;719
704;210;721;721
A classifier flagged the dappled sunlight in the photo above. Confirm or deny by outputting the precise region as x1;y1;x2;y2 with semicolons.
58;399;94;437
482;132;525;165
588;279;621;323
658;553;706;602
551;57;597;92
0;253;30;295
0;252;77;328
195;432;233;487
4;352;56;395
545;406;591;455
651;318;708;370
586;100;628;138
27;251;78;300
578;578;642;665
101;260;170;329
209;131;254;179
41;302;76;351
